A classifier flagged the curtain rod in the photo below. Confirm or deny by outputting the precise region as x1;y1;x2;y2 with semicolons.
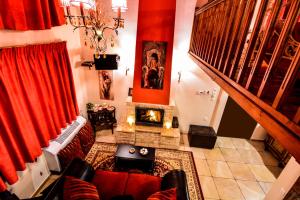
0;40;66;50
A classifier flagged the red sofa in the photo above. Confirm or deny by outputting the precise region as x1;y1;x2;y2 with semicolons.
40;158;190;200
92;170;162;200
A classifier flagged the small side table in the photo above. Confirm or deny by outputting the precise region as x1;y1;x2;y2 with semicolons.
87;106;116;134
115;144;155;173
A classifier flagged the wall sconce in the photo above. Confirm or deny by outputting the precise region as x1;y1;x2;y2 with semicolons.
165;121;172;129
178;71;181;83
127;115;135;126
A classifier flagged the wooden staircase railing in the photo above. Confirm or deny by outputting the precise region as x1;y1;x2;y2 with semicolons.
189;0;300;161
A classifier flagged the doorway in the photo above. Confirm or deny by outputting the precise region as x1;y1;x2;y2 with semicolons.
217;97;257;139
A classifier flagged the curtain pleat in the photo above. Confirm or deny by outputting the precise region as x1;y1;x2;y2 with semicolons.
0;0;65;30
0;41;78;191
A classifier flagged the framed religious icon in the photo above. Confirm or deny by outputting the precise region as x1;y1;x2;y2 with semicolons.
141;41;167;90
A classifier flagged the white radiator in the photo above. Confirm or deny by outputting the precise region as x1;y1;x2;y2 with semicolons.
43;116;86;172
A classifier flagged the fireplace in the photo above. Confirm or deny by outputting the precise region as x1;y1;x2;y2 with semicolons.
135;107;164;127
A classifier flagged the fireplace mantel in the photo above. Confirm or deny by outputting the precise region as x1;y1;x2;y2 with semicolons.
115;98;180;149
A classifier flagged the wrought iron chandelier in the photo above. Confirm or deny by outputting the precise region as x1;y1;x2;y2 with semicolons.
60;0;127;55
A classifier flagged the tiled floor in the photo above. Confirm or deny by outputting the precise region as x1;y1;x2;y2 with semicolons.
180;134;282;200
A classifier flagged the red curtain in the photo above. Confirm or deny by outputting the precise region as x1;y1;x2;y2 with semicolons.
0;42;79;191
0;0;65;30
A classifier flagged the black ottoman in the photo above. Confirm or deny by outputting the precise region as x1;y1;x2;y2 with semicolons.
188;125;217;149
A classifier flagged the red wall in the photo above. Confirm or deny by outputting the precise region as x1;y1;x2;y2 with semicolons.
132;0;176;105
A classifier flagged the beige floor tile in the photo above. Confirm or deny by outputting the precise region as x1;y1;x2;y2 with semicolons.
232;138;253;150
191;147;206;159
258;182;273;194
203;148;225;161
227;162;256;181
247;164;276;182
207;160;233;178
195;159;211;176
205;199;220;200
214;178;245;200
216;137;235;149
220;148;243;163
258;151;279;166
199;176;220;199
237;180;265;200
238;149;264;164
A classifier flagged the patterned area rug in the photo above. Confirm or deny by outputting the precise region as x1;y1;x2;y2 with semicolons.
85;142;203;200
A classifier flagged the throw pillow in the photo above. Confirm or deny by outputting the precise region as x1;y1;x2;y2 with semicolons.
63;176;100;200
147;188;177;200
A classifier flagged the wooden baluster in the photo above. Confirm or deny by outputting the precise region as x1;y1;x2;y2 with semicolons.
196;13;205;56
207;4;224;64
190;15;199;54
272;44;300;109
222;0;248;75
194;15;202;56
204;6;218;61
245;0;284;89
228;0;258;79
199;10;211;58
217;0;240;71
256;0;300;98
236;0;270;83
209;2;226;65
212;0;233;67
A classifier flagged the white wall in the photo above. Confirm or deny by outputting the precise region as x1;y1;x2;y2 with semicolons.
209;89;229;132
171;0;223;133
251;123;268;140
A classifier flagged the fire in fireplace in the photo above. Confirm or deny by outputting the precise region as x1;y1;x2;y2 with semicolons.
135;107;164;127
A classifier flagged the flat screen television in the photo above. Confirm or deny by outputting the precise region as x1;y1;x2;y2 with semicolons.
94;54;119;70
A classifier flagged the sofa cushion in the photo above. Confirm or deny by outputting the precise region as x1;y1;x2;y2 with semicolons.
124;173;162;200
58;135;85;169
92;170;129;200
147;188;177;200
64;176;100;200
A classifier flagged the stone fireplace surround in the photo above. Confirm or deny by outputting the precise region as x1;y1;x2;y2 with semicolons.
115;99;180;149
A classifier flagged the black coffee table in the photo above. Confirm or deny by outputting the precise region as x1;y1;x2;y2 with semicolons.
115;144;156;173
